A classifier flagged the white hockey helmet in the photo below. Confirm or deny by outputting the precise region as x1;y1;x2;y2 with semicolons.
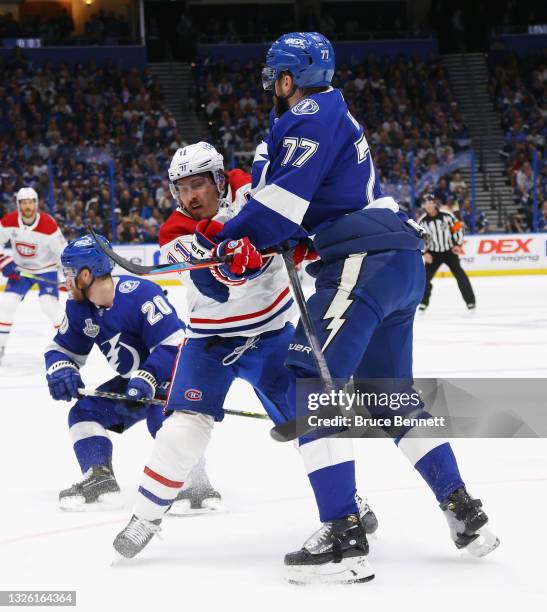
16;187;39;207
168;142;225;201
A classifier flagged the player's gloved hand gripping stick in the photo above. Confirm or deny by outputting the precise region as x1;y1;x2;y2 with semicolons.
88;225;274;277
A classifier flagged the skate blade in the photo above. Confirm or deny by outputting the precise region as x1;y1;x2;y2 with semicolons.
463;527;500;558
285;555;375;585
111;552;128;566
59;491;123;512
168;497;227;516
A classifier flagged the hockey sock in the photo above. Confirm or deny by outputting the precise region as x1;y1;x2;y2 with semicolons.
397;438;465;502
298;437;359;522
135;411;214;521
69;421;113;473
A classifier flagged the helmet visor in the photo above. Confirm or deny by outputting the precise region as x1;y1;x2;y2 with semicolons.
62;266;78;279
261;66;278;91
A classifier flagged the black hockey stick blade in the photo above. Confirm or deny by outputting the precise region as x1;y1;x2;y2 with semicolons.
270;403;343;442
88;225;161;274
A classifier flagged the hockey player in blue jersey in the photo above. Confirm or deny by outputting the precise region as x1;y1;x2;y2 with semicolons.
111;142;377;575
45;235;221;512
206;32;498;579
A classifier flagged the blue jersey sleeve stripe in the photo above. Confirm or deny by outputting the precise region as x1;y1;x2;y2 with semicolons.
253;140;268;162
253;183;310;225
366;161;376;203
44;341;88;367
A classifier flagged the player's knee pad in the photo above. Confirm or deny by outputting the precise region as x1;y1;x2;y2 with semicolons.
0;293;22;345
38;294;62;328
0;292;22;322
68;400;97;427
147;411;214;481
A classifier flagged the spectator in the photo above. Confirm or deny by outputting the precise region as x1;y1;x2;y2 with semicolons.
462;198;489;233
0;60;176;243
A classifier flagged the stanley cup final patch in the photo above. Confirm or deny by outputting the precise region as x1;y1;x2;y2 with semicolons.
83;318;100;338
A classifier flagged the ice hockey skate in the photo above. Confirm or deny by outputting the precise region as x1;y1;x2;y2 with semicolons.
113;515;162;559
168;483;225;516
440;487;500;558
59;464;121;511
284;513;375;585
356;494;378;535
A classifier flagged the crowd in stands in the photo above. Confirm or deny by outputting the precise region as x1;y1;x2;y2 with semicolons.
489;50;547;231
2;46;547;244
0;57;185;243
0;10;131;46
195;54;477;220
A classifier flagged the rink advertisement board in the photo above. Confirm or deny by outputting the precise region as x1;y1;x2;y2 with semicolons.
437;233;547;277
1;233;546;290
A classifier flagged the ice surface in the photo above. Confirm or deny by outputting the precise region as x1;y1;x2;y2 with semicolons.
0;275;546;611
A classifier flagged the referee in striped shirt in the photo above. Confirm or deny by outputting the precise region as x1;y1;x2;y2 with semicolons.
418;193;476;311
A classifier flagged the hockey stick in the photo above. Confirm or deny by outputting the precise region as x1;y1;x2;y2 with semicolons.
19;272;60;286
78;388;269;420
269;249;339;443
88;226;274;277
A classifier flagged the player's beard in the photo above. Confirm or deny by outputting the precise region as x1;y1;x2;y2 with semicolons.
70;286;86;302
21;210;37;225
273;94;291;117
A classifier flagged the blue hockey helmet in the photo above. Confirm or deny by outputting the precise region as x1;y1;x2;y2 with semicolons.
61;234;114;278
262;32;335;91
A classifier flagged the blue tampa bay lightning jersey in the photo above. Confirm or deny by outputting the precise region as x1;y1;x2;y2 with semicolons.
219;87;384;246
45;276;185;382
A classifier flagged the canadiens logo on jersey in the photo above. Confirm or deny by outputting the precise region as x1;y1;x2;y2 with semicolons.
83;318;100;338
292;98;319;116
184;388;202;401
15;242;37;258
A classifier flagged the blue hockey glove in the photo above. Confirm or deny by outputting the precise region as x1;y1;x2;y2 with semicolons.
46;361;83;401
0;255;21;280
115;370;157;418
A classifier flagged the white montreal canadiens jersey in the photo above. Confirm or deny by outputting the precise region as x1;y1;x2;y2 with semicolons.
159;169;295;338
0;211;66;273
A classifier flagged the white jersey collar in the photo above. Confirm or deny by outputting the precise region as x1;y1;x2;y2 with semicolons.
18;211;40;231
